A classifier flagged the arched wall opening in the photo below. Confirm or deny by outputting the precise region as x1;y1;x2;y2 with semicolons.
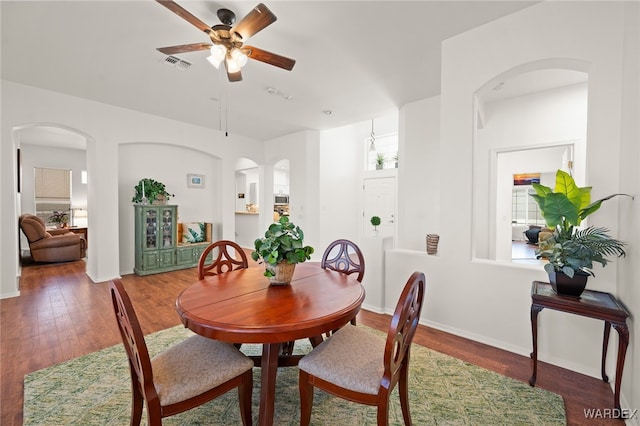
14;123;91;275
472;60;589;264
118;142;222;275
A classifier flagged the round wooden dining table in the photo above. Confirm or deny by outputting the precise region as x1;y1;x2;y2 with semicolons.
175;262;365;426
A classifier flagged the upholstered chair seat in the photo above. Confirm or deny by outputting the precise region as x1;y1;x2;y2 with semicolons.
151;335;254;406
298;325;385;394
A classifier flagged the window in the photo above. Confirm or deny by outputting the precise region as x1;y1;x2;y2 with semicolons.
366;133;398;171
34;167;71;226
512;187;543;225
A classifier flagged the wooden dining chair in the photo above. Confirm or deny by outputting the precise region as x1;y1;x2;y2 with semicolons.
321;239;365;330
109;279;254;426
197;240;249;280
298;271;426;426
321;239;365;282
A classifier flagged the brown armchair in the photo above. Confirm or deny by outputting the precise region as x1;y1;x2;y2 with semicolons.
19;214;86;262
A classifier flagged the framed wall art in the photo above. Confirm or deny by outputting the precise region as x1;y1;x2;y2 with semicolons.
187;174;204;188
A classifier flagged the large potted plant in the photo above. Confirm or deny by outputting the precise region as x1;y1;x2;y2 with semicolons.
131;178;174;205
251;216;314;285
531;169;628;297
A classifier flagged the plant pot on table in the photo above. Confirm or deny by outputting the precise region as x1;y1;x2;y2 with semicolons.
548;270;589;298
266;262;296;285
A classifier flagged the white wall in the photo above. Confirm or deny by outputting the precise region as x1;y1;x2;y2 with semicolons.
389;1;637;413
23;145;88;214
615;1;640;420
397;96;441;251
318;123;363;249
118;143;221;275
1;80;262;292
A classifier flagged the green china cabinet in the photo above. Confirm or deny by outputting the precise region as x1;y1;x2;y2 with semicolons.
134;205;178;275
134;205;214;276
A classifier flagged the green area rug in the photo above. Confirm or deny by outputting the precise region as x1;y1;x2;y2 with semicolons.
24;326;565;425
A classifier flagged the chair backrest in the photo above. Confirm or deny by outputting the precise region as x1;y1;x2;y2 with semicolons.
198;240;249;280
382;272;425;389
19;214;48;243
109;279;158;404
320;239;365;282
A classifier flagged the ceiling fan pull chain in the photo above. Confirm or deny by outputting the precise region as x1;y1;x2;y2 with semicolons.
225;88;229;137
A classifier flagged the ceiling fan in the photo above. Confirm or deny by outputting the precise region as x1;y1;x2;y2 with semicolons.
156;0;296;82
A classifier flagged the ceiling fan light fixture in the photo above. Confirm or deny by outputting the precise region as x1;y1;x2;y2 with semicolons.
207;55;222;69
226;56;242;73
231;48;248;67
207;44;226;68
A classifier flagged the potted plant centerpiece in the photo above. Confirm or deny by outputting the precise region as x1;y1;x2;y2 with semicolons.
48;211;69;228
531;169;629;297
251;216;314;285
375;153;385;170
131;178;174;205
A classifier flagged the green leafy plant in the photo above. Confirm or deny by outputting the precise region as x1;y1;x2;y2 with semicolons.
370;216;381;230
251;216;314;277
131;178;174;204
183;223;205;243
376;153;385;168
531;169;628;277
48;211;69;225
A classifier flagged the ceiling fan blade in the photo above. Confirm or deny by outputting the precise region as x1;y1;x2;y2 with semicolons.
244;46;295;71
232;3;277;40
156;0;212;34
156;43;212;55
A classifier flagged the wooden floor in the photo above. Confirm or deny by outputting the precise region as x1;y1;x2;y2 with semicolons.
0;259;621;425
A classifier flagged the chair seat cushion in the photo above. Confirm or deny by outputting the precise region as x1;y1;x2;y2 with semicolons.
298;325;385;395
152;334;253;406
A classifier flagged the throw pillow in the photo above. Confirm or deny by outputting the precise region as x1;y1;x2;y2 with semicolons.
182;222;205;243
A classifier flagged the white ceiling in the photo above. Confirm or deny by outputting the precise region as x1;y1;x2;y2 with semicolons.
2;1;539;142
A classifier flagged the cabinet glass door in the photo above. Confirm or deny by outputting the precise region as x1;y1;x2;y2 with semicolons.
161;207;174;248
145;209;158;249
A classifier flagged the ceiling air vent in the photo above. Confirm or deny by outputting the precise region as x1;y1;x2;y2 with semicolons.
163;55;191;71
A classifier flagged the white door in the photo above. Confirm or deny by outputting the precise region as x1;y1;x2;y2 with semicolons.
363;177;396;238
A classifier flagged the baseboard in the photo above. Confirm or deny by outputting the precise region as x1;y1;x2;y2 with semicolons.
361;303;385;314
420;317;607;382
0;290;21;299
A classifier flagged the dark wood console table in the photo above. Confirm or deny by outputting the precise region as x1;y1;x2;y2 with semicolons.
529;281;629;411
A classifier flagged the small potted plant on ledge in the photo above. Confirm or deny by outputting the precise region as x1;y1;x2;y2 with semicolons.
131;178;174;205
375;153;385;170
48;211;69;228
531;169;630;297
370;216;381;236
251;216;314;285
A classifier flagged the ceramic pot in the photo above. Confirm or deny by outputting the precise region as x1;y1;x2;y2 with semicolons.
548;270;589;297
266;262;296;285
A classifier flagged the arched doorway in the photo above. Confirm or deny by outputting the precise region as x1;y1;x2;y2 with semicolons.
15;124;90;266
